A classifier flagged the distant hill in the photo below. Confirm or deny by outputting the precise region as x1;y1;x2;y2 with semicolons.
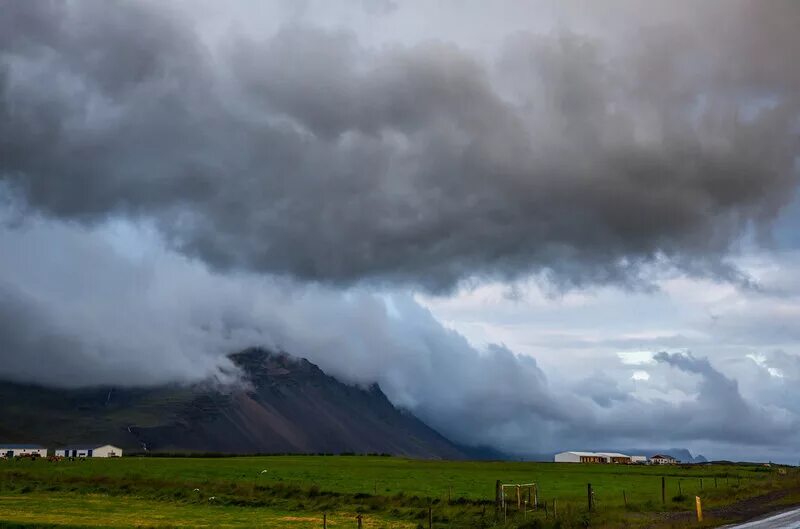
0;348;466;459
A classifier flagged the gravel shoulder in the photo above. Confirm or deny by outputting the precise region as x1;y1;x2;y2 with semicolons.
656;487;800;527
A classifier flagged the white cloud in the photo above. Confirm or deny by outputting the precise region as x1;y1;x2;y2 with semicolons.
747;354;785;378
618;351;657;366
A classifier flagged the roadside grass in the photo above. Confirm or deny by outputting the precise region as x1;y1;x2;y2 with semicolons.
0;457;797;528
0;493;414;529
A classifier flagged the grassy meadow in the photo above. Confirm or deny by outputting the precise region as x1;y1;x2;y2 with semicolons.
1;455;798;529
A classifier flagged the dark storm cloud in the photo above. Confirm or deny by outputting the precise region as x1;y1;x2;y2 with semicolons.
1;1;798;291
2;0;800;461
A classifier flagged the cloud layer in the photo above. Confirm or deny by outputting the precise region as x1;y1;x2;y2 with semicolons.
2;1;798;291
1;215;798;459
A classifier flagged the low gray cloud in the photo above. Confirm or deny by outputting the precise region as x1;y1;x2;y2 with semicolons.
0;218;240;387
1;1;798;291
650;352;779;443
549;352;798;453
1;216;797;458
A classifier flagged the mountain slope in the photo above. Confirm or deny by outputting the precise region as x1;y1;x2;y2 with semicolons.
0;349;466;459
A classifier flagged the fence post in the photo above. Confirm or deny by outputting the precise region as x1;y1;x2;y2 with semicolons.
534;483;539;509
554;499;557;518
428;506;432;529
517;484;522;510
495;480;502;520
696;496;703;522
623;489;627;507
587;483;593;512
678;480;683;496
356;514;363;529
700;478;703;490
323;512;327;529
662;477;666;504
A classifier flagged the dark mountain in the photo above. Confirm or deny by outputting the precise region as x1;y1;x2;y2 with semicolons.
0;349;466;459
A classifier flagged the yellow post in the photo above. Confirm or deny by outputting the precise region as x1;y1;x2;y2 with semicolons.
695;496;703;522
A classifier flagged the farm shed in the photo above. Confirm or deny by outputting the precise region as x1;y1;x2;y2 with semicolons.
598;452;632;464
555;451;608;463
554;451;640;464
55;444;123;458
0;444;47;458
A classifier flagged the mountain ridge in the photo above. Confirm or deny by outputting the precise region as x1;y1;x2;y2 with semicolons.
0;348;467;459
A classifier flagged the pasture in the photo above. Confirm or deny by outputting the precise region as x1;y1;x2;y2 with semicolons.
0;456;798;528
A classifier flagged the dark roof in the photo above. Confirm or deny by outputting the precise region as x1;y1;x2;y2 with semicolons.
57;444;120;450
651;454;676;459
0;444;46;449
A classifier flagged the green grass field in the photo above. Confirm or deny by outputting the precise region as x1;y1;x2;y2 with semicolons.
0;456;798;529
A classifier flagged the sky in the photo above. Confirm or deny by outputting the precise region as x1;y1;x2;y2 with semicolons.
1;0;800;463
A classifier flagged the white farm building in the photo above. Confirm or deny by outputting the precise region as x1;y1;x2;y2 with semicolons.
650;454;678;465
555;451;647;464
0;444;47;458
55;444;123;458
